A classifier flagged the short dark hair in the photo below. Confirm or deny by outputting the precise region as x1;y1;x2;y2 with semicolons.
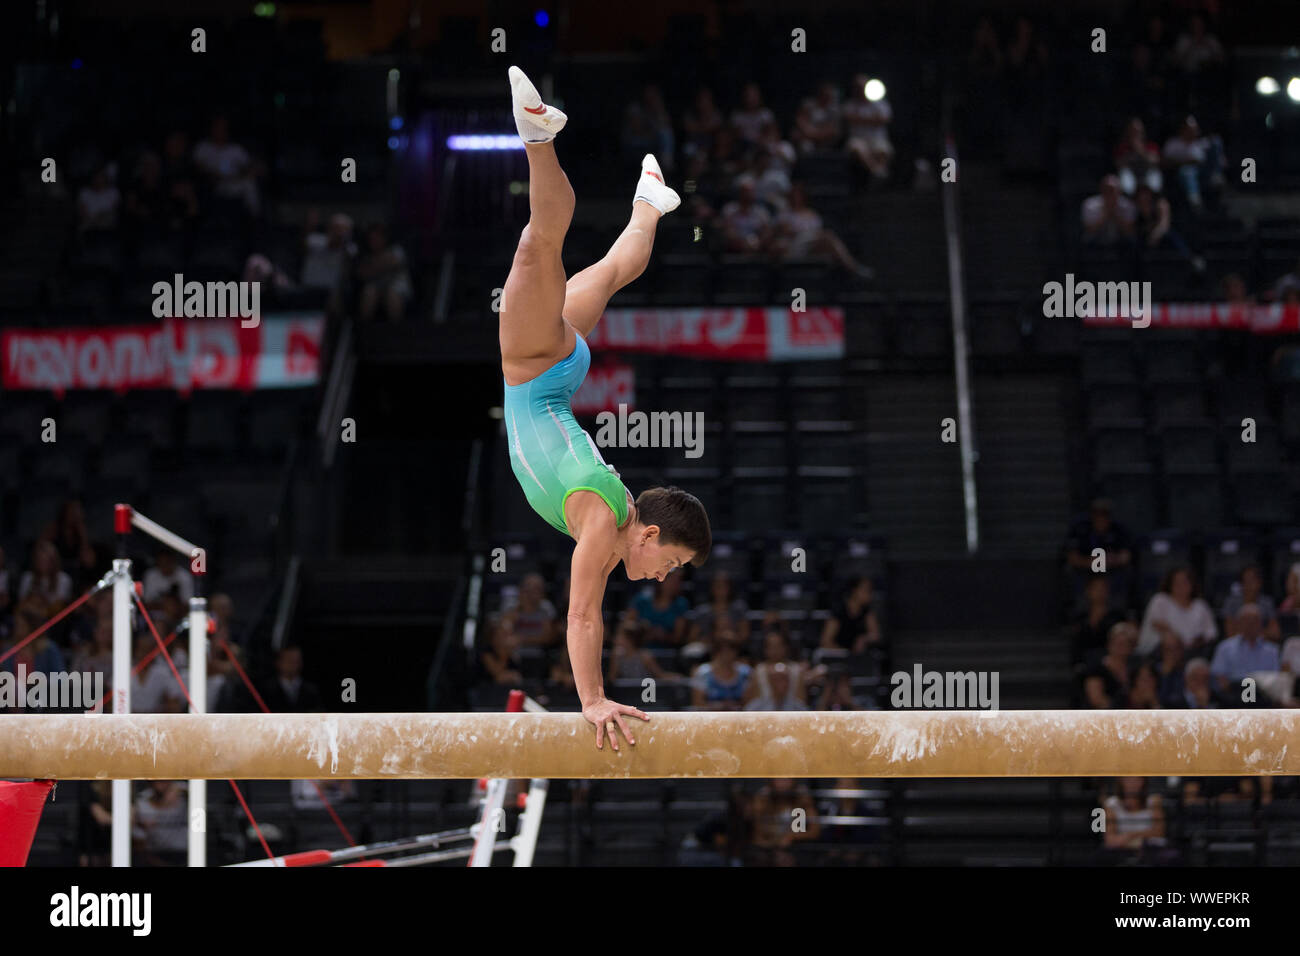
635;486;711;567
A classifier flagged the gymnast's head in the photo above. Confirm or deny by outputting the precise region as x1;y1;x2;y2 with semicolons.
624;485;711;581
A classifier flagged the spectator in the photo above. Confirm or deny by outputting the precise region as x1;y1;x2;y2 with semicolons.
71;616;114;705
691;634;751;710
621;85;675;172
209;592;242;649
769;182;874;280
745;778;820;866
1127;662;1161;709
1269;257;1300;302
1161;115;1225;210
1070;574;1127;661
1220;272;1255;305
820;576;881;653
301;210;356;313
730;82;776;147
792;80;843;154
1171;13;1225;75
751;146;793;211
0;608;66;712
1180;657;1216;708
756;120;797;177
43;499;101;594
160;130;201;224
76;164;120;233
632;574;692;647
502;572;557;648
1153;631;1187;707
607;620;680;685
479;616;523;686
1083;622;1137;709
718;176;773;255
1209;604;1280;701
193;114;262;215
133;780;188;867
356;223;413;321
820;669;865;709
681;87;724;163
967;16;1003;79
130;633;184;714
18;540;73;623
1113;117;1163;195
261;645;323;711
547;642;577;695
746;630;808;706
1223;565;1280;641
1138;566;1217;655
1081;174;1136;246
142;548;194;608
744;662;806;711
122;151;172;235
689;570;750;644
1281;563;1300;613
78;781;112;867
1102;777;1165;855
1134;185;1202;271
843;73;894;180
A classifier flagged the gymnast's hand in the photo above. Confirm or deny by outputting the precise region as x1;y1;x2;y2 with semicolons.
582;697;649;751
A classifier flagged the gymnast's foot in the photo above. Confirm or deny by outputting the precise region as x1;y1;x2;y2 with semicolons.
509;65;567;143
633;153;680;215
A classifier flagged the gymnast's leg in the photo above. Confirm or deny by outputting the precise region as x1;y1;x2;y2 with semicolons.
499;66;577;386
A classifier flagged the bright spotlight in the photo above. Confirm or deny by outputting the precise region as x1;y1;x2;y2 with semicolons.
1256;76;1280;95
864;79;886;102
1288;77;1300;101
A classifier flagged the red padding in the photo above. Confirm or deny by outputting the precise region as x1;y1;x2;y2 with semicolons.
283;849;333;867
341;860;386;867
0;780;55;866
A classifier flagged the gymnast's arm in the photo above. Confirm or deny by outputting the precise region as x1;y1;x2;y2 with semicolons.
567;502;649;749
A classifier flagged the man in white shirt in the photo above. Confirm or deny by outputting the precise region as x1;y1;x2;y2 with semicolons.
193;114;261;215
142;548;194;607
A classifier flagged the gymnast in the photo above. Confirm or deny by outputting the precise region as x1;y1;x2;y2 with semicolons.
498;66;711;750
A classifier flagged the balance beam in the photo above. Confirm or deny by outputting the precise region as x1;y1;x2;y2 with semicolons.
1;710;1297;780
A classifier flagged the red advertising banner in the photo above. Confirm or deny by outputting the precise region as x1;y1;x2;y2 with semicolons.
2;315;324;392
1081;302;1300;332
587;306;844;360
572;361;635;414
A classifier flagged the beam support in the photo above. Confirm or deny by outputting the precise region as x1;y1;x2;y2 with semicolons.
2;710;1297;780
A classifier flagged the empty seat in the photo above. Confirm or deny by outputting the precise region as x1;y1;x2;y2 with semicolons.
1081;343;1139;385
1144;341;1202;383
1225;428;1285;473
1149;384;1207;425
1233;471;1293;526
1164;467;1225;530
1085;384;1144;425
1089;425;1148;475
1157;423;1218;470
1095;466;1159;534
729;422;788;470
712;257;771;305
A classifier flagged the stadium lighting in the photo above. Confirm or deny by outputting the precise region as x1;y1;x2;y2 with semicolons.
447;134;524;151
1288;77;1300;102
864;79;886;102
1256;76;1280;95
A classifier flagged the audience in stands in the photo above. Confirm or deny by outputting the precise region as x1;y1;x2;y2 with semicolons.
744;630;807;707
0;607;66;712
1161;115;1225;211
1152;631;1187;707
300;209;357;312
132;780;189;867
480;616;524;687
691;634;751;710
1281;564;1300;614
71;616;114;700
1138;566;1217;656
1209;604;1280;703
1180;657;1216;708
631;574;691;647
730;82;776;148
1082;621;1137;709
681;87;724;164
1220;271;1254;304
770;182;874;279
193;114;262;216
1269;257;1300;302
744;778;821;866
43;499;102;594
1113;117;1164;196
1070;574;1127;661
1102;777;1166;859
356;222;413;321
607;619;680;686
1081;174;1136;246
160;130;201;223
1223;565;1280;641
261;645;323;711
76;164;121;234
744;661;806;711
1171;13;1226;76
1133;185;1203;272
843;73;893;181
792;81;843;155
18;541;73;624
1127;663;1161;709
142;546;195;608
1065;499;1134;592
501;572;558;648
78;781;112;867
621;85;675;173
689;570;750;644
130;632;184;714
718;176;773;254
820;576;881;653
